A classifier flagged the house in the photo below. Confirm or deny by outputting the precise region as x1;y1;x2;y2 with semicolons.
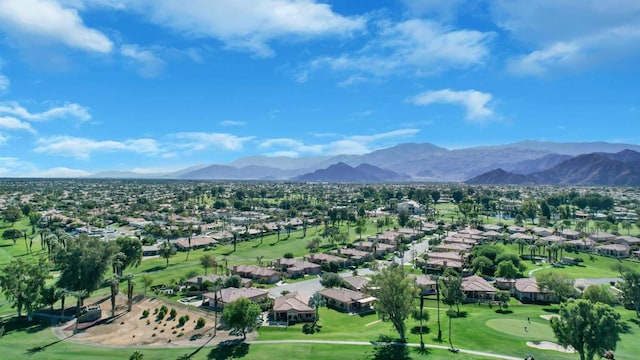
506;225;527;234
305;253;348;268
353;241;395;257
231;265;281;284
271;292;316;324
540;235;565;244
174;236;218;251
561;229;581;239
318;287;376;313
482;230;503;241
615;235;640;247
595;244;630;258
272;258;321;278
337;248;372;265
142;244;159;256
532;227;553;237
509;232;534;243
342;276;371;292
494;278;517;291
203;287;268;310
412;274;437;295
632;250;640;259
397;200;423;214
589;232;617;243
461;275;496;301
566;238;595;251
514;278;558;303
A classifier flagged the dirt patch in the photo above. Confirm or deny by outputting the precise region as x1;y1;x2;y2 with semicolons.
526;341;575;353
55;295;256;347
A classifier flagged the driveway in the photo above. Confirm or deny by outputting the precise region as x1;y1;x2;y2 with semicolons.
393;237;430;266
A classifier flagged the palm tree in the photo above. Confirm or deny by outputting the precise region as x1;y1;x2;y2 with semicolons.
141;274;153;295
109;275;120;317
126;274;135;312
256;255;264;267
528;244;538;261
211;278;224;336
232;230;239;252
308;292;326;325
434;275;442;342
200;254;216;275
129;350;144;360
56;288;68;317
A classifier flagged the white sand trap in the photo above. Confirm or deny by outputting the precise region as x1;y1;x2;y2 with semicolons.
539;314;559;320
527;341;575;353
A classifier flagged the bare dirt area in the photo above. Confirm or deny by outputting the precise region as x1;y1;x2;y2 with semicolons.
54;294;256;348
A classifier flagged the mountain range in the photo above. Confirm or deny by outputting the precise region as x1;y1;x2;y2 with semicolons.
88;140;640;184
466;150;640;186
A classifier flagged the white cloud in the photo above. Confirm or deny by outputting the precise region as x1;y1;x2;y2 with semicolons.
0;0;113;53
25;167;91;178
0;74;9;94
0;157;37;176
410;89;494;121
309;19;491;78
492;0;640;75
34;135;160;159
219;120;246;127
0;116;36;133
174;132;255;152
259;129;420;156
118;0;364;57
0;101;91;122
0;133;7;145
120;44;165;77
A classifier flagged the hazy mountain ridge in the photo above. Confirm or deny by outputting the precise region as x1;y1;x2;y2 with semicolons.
466;150;640;186
84;140;640;182
293;162;406;182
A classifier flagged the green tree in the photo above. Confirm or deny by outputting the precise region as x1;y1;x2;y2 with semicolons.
308;292;326;324
471;255;494;276
397;210;410;227
582;285;615;306
115;237;143;270
536;271;576;302
141;274;153;295
520;199;538;224
1;206;22;225
54;235;115;295
494;290;511;311
0;257;50;319
551;299;622;360
224;275;242;288
495;260;520;279
440;269;464;315
222;297;262;339
617;268;640;317
200;254;217;275
369;264;417;342
158;240;176;267
319;272;345;288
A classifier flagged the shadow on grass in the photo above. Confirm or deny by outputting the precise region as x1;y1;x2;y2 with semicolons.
629;318;640;327
369;335;410;360
446;311;468;318
143;266;166;273
495;309;514;314
409;325;431;335
0;316;48;335
206;340;249;360
542;307;560;314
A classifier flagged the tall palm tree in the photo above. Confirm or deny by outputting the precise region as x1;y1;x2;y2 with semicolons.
126;274;135;312
211;278;224;337
109;275;120;317
308;292;326;326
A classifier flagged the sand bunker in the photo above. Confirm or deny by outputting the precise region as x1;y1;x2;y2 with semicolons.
527;341;575;353
539;314;559;321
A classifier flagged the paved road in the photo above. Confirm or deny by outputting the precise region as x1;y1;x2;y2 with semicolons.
393;237;430;266
268;268;378;298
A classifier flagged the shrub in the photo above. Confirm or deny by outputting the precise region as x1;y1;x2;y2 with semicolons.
142;309;150;318
284;252;294;259
178;315;188;326
177;332;184;337
169;308;177;319
151;333;156;337
196;317;206;328
153;308;158;314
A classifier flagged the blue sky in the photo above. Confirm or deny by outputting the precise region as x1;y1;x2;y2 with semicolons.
0;0;639;177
